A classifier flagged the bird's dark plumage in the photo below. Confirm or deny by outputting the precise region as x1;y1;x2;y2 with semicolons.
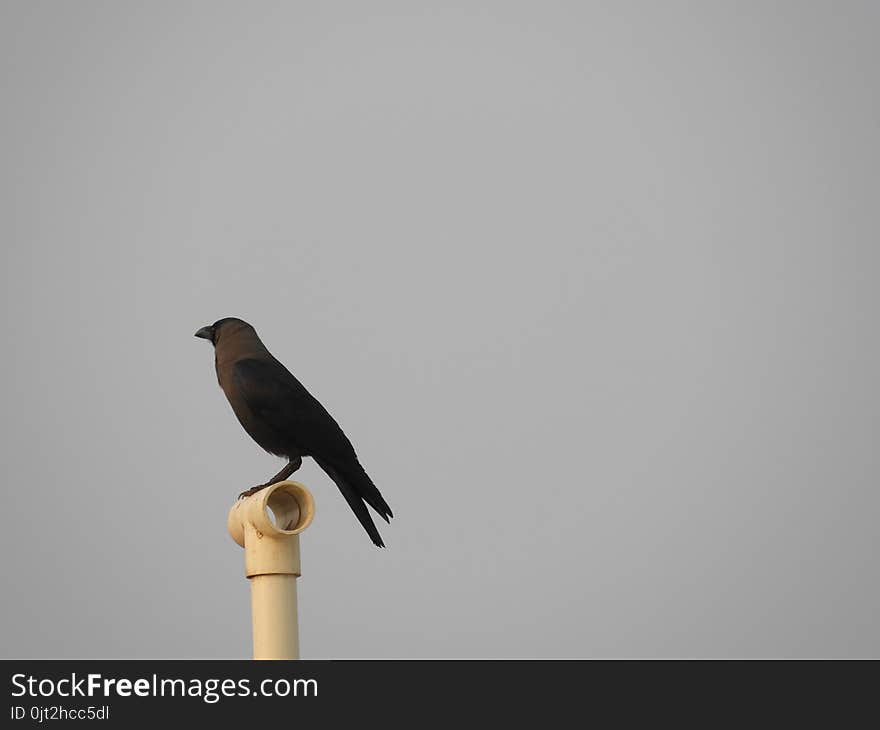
196;317;392;547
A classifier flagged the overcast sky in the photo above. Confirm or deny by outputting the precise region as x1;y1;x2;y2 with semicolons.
2;1;878;657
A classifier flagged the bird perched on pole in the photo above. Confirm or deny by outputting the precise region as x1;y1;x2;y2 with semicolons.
195;317;392;547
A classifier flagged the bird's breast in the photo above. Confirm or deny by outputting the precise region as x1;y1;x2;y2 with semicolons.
216;357;294;458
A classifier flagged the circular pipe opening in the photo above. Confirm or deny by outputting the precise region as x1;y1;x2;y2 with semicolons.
256;481;315;536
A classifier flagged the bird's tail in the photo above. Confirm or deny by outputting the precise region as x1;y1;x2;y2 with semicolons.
314;457;392;548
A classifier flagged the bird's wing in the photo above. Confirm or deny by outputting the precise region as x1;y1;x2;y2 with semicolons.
232;357;357;463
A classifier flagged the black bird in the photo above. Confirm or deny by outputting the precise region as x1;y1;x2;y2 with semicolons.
195;317;392;547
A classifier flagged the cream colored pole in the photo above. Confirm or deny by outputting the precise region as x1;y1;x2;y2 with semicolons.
227;480;315;660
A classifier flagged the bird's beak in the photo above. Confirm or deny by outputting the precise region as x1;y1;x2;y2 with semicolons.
194;326;214;341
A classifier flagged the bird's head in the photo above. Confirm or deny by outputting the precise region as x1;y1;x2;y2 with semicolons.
194;317;253;347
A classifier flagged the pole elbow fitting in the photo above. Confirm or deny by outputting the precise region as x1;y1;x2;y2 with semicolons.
227;480;316;578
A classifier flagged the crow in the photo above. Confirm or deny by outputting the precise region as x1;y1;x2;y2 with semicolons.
195;317;392;547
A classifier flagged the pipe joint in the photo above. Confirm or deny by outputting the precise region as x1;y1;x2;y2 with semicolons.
227;480;315;578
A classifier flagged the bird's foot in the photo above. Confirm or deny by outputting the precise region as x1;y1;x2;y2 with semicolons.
238;484;269;500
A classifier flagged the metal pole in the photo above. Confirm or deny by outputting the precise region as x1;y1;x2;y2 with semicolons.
227;480;315;660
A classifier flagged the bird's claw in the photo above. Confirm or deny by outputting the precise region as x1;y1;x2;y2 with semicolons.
238;484;268;500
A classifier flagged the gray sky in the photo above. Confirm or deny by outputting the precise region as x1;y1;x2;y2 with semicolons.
2;1;878;658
